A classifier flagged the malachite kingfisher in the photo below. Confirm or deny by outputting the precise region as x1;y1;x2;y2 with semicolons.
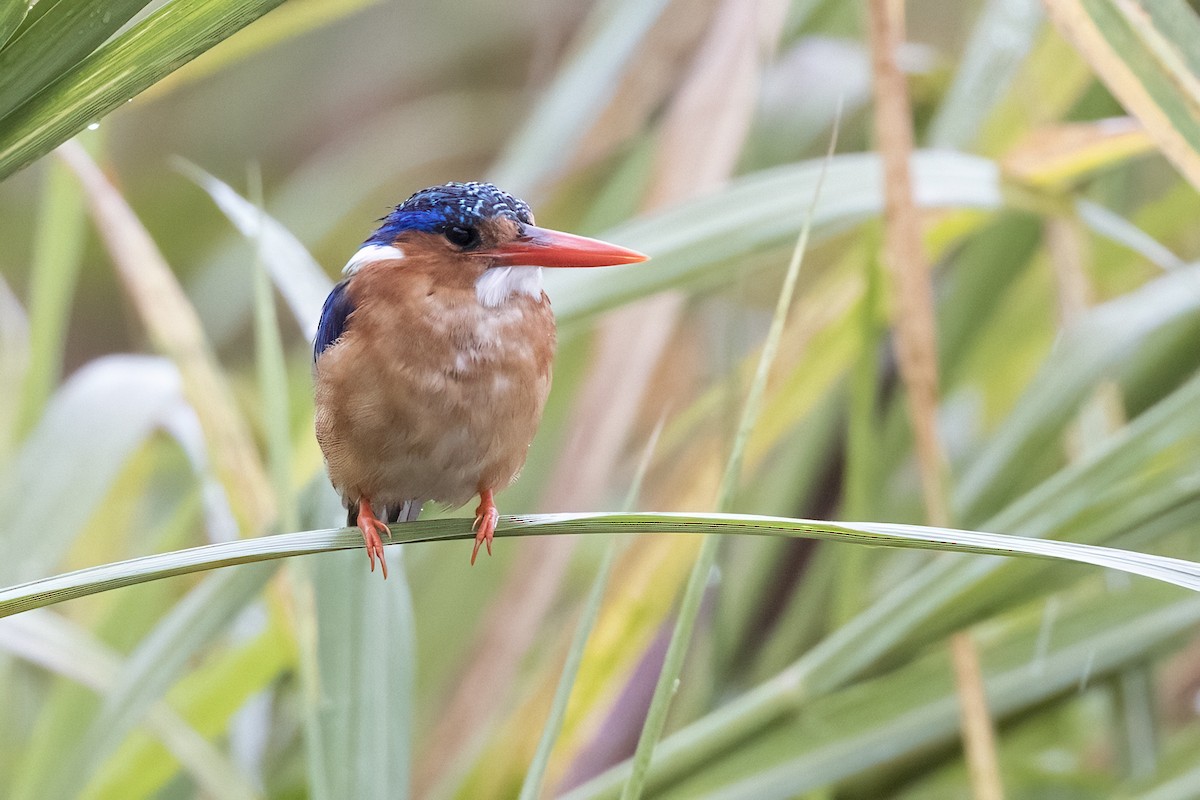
313;182;648;577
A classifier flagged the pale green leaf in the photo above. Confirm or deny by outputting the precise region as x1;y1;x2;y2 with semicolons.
0;355;184;583
927;0;1044;148
548;151;1002;324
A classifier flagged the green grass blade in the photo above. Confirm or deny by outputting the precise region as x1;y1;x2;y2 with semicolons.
956;262;1200;524
926;0;1042;148
0;610;260;800
305;550;416;800
647;586;1200;799
0;0;288;181
562;583;1200;800
619;541;713;800
3;0;47;43
193;148;1002;341
0;0;29;51
31;564;276;799
558;361;1200;799
0;275;28;458
247;163;295;531
0;0;150;122
518;546;618;800
83;618;291;799
16;152;87;435
5;496;200;800
1074;198;1185;271
518;415;664;800
620;106;840;800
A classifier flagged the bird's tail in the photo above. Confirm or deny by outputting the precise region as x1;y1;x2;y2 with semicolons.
384;500;424;524
348;501;424;526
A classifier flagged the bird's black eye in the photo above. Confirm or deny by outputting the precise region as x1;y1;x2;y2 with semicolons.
443;224;479;249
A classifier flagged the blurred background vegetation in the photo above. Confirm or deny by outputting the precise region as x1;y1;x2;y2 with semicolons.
3;0;1200;798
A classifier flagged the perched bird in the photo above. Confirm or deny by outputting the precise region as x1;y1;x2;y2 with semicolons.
314;182;647;577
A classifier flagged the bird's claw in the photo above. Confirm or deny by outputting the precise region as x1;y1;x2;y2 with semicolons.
355;501;390;579
471;492;499;565
363;525;388;579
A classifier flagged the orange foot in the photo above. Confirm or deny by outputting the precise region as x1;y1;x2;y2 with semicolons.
471;489;499;565
356;498;391;579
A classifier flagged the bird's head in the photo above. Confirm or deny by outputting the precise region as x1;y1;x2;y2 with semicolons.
345;182;647;306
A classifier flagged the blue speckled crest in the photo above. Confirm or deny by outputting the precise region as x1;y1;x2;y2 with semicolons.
366;182;534;245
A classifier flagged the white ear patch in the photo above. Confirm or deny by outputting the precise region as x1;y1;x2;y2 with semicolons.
475;266;543;307
343;244;405;275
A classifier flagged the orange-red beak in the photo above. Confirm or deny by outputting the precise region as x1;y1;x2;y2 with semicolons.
477;225;648;268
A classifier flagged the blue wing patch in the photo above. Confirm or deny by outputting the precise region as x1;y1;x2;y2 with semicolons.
314;279;355;362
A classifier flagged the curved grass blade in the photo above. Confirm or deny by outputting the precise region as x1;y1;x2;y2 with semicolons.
3;513;1200;619
1074;198;1184;271
191;148;1002;345
177;159;332;341
0;0;288;181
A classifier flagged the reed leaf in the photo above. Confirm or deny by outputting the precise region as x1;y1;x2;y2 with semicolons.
3;514;1200;620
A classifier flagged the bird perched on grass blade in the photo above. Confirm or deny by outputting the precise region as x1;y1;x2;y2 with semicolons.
314;182;648;577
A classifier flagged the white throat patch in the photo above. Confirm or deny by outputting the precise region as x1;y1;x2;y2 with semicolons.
475;266;543;307
343;244;405;275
